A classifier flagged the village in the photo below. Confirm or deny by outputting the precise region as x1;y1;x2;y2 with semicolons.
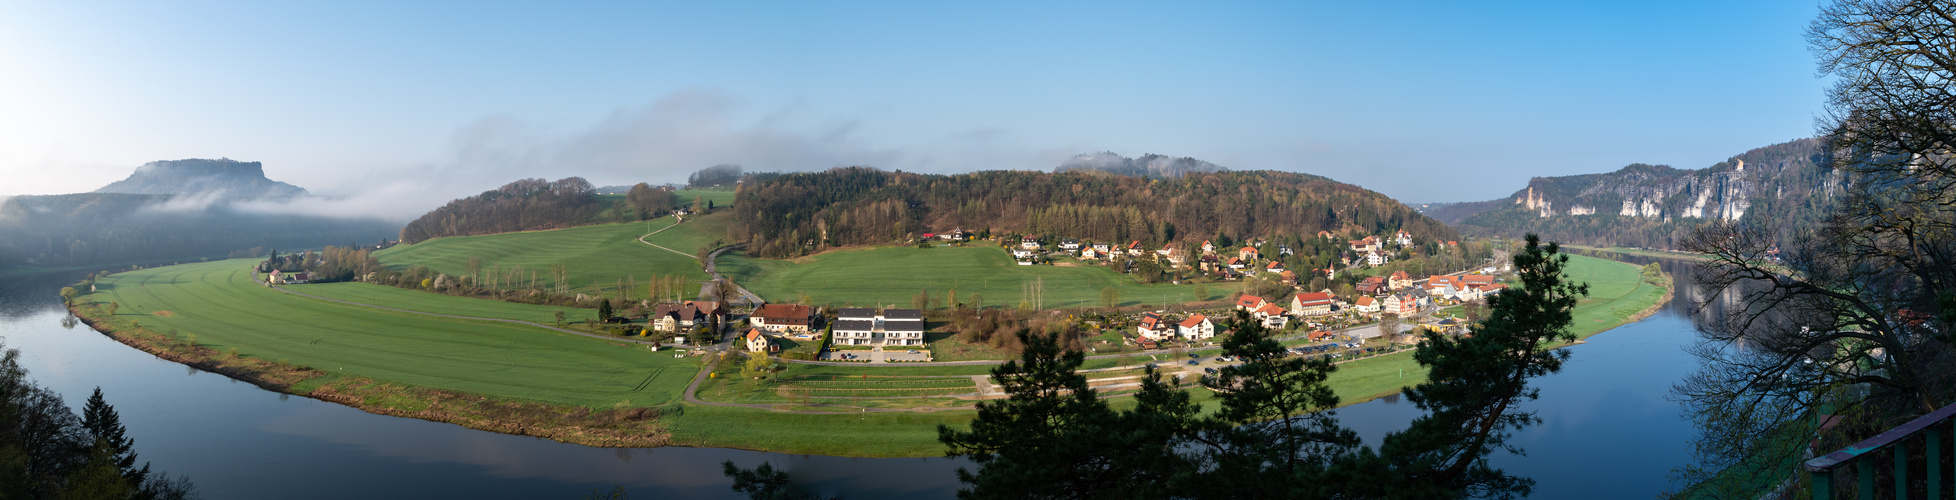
614;228;1510;367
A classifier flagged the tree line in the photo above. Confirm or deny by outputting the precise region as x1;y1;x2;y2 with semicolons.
729;167;1458;259
398;177;602;244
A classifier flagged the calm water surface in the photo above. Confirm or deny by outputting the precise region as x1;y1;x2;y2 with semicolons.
0;258;1703;498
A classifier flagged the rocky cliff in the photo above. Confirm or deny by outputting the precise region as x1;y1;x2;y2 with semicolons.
95;158;309;197
1438;138;1843;249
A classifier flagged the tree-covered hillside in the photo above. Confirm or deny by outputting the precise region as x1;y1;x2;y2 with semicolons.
730;167;1457;258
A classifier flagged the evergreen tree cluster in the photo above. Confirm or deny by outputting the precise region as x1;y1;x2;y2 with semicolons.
0;342;196;499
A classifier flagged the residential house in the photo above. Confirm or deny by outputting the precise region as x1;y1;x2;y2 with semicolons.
744;329;771;353
1366;250;1389;267
1352;296;1381;315
751;303;813;333
1227;257;1246;270
1462;274;1495;287
1079;247;1100;260
833;308;877;345
1011;247;1035;259
1350;236;1381;253
1164;249;1188;267
1387;271;1413;290
1137;312;1174;341
1290;292;1335;317
1252;303;1290;329
1266;261;1286;273
1178;314;1216;341
1382;293;1419;317
1091;242;1113;254
1356;276;1387;296
651;301;726;332
1238;246;1260;263
1393;230;1414;247
881;308;926;346
1235;294;1267;311
1201;240;1216;254
1127;241;1145;257
1020;236;1041;249
1059;239;1082;251
1279;270;1297;285
1278;245;1294;256
1424;282;1460;302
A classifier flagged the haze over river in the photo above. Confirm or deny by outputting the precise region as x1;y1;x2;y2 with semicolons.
0;256;1703;499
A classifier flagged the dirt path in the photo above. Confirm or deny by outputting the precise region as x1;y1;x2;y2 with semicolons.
636;221;699;260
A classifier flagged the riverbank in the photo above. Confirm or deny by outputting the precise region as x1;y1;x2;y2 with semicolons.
72;253;1673;458
67;298;676;448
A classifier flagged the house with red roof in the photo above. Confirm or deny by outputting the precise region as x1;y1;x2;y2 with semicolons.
1290;292;1335;317
1252;302;1290;329
1178;314;1215;340
752;303;813;333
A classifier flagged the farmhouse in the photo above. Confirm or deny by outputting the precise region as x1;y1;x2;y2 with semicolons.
751;303;813;333
745;329;772;353
1178;314;1215;341
651;301;726;332
1290;292;1335;317
1059;239;1081;251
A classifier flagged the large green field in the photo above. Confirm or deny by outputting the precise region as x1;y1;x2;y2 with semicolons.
1559;253;1667;340
290;281;593;324
720;245;1243;308
374;211;734;298
88;259;697;409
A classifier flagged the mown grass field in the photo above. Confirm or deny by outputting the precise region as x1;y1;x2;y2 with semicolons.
87;259;698;409
374;211;734;298
720;245;1243;308
1559;253;1667;340
288;281;593;324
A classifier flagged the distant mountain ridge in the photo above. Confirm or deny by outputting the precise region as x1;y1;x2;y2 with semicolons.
1055;152;1227;178
95;158;309;197
1435;138;1839;249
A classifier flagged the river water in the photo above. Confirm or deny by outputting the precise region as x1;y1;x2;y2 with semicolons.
0;257;1704;499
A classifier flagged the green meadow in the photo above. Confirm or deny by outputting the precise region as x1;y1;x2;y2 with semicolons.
374;211;734;297
719;245;1243;308
88;259;697;409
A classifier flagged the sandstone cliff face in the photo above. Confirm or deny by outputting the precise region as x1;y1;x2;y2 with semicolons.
1448;138;1845;249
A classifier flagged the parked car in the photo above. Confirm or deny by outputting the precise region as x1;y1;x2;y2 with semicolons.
1187;360;1199;366
1204;367;1218;374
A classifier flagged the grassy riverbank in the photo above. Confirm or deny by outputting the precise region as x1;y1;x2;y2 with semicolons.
77;252;1669;457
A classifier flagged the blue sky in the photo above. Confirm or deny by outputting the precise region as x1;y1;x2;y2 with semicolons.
0;1;1824;212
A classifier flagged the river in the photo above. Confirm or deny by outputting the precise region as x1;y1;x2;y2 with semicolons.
0;257;1704;499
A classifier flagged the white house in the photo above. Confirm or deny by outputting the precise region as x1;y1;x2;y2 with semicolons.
1059;239;1082;251
833;308;877;345
1291;292;1336;317
1178;314;1215;340
744;329;771;352
1011;248;1035;259
1252;303;1290;329
1137;312;1173;341
1366;250;1389;267
1020;236;1041;249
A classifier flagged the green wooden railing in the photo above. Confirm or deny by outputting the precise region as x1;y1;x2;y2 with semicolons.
1807;401;1956;499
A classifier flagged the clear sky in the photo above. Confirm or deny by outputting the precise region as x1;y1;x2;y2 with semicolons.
0;1;1825;215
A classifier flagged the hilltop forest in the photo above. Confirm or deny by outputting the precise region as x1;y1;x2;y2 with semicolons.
730;167;1457;259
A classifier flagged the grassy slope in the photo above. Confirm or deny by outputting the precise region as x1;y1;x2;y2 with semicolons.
373;211;734;297
720;245;1243;308
90;260;696;409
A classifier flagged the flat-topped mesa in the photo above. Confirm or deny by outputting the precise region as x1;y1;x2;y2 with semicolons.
95;158;310;197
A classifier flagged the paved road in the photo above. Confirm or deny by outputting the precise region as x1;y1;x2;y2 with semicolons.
700;244;764;306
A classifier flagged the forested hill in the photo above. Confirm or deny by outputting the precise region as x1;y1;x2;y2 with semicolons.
0;193;396;273
730;167;1457;258
95;158;309;197
1442;138;1839;249
397;177;602;244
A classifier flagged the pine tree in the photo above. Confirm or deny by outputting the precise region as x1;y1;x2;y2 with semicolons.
82;387;151;491
598;299;614;320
